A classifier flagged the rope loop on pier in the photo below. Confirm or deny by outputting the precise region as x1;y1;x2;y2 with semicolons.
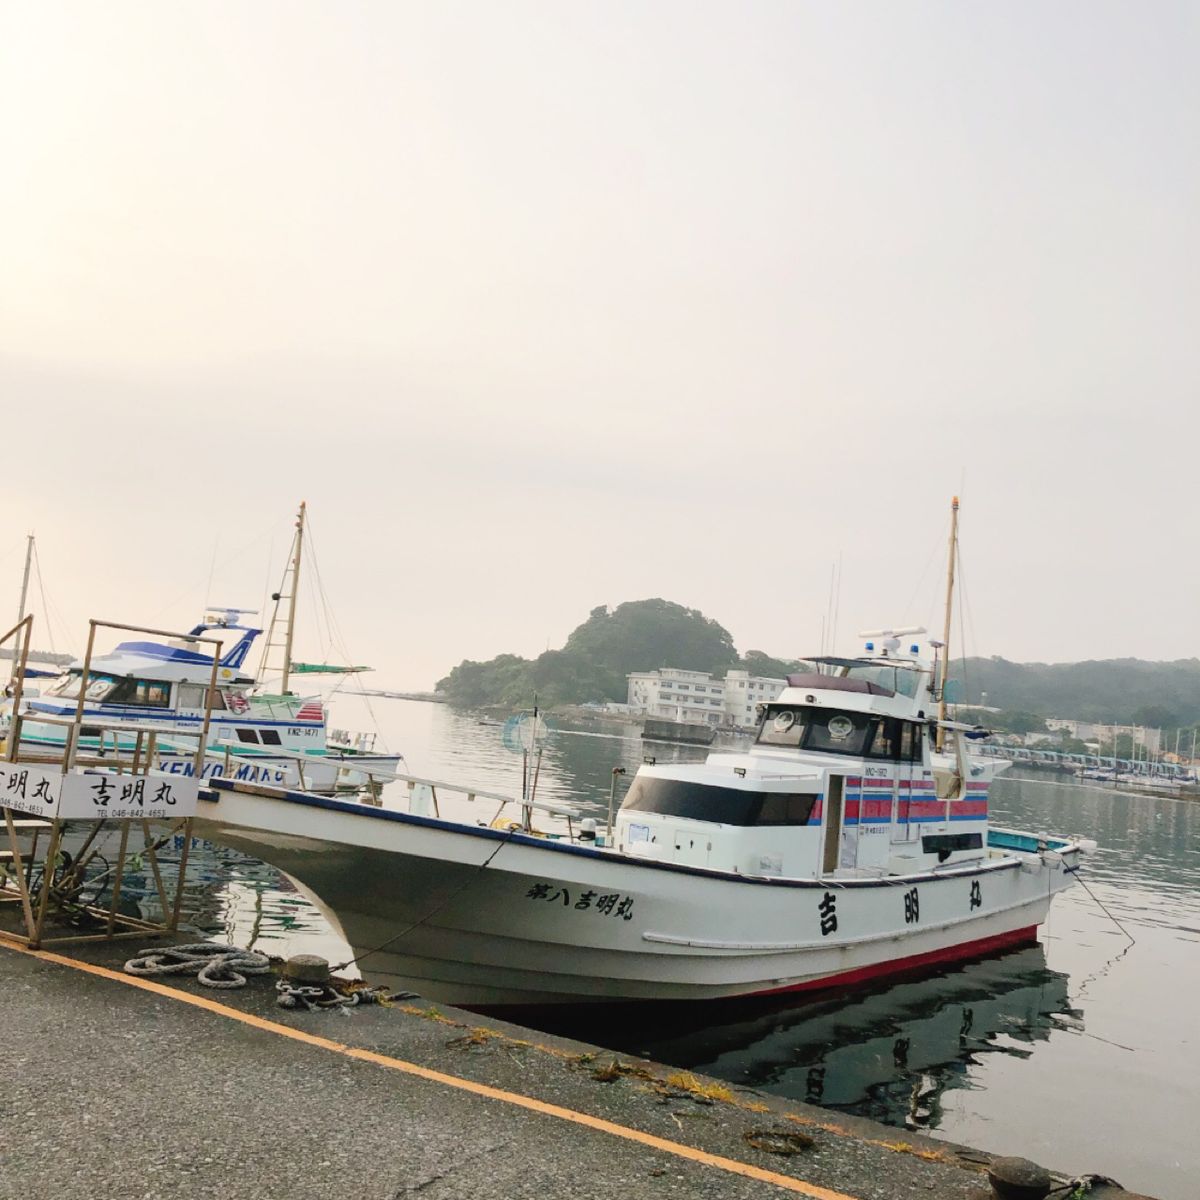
123;943;272;989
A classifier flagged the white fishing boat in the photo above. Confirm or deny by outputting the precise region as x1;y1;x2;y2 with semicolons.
8;506;403;794
196;500;1094;1007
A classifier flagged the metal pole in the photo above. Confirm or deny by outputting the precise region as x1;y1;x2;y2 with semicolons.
168;817;194;933
196;645;220;779
607;767;626;844
3;615;33;762
68;621;99;771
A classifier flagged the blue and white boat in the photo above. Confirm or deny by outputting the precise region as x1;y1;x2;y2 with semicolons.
12;611;401;794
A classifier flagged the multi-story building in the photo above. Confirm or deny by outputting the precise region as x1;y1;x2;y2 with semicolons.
1045;719;1161;752
626;668;787;728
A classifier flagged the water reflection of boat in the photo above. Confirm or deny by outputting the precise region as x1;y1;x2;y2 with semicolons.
546;945;1074;1129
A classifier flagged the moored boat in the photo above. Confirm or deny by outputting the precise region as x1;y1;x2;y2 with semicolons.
191;499;1091;1006
195;629;1090;1006
12;611;401;793
7;505;402;794
193;501;1092;1007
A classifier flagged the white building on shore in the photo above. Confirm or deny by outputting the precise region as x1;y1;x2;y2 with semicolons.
1045;719;1162;752
626;668;787;728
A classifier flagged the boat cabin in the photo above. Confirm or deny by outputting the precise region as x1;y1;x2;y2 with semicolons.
616;642;996;881
24;623;327;759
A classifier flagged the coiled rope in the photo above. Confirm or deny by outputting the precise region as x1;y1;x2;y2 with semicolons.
124;943;272;989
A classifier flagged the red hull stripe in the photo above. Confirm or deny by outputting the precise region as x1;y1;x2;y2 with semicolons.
749;925;1039;997
842;799;989;820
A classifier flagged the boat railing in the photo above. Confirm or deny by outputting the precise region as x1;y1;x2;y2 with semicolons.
144;733;585;830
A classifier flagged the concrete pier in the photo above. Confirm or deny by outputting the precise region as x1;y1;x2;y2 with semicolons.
0;936;1155;1200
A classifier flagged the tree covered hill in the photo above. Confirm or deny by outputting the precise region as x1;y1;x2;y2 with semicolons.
436;598;1200;728
439;599;756;707
951;656;1200;729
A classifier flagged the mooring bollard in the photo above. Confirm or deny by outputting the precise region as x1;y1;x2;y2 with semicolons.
986;1157;1053;1200
283;954;332;987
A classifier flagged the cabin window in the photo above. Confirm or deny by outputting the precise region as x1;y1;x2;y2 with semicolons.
105;678;172;707
754;793;819;825
843;664;921;699
756;707;809;748
865;718;923;762
236;729;259;744
805;710;874;755
47;673;77;698
260;730;282;745
177;684;229;711
622;777;818;826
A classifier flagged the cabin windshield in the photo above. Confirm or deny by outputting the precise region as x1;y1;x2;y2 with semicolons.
46;672;118;701
841;663;922;698
44;672;171;707
756;705;924;762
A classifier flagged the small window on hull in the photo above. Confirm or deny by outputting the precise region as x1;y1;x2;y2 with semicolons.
921;832;983;854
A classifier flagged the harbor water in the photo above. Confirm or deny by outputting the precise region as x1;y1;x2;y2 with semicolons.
122;698;1198;1200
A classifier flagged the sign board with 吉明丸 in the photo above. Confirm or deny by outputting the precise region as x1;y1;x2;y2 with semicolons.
0;764;199;820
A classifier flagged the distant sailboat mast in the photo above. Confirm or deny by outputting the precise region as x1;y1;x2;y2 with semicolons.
258;502;306;695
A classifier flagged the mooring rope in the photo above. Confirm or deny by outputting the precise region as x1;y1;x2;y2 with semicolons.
124;943;272;989
331;824;520;973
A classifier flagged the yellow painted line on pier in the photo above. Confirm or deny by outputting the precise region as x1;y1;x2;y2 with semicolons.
3;939;858;1200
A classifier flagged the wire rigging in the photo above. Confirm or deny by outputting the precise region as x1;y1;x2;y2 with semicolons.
300;513;389;749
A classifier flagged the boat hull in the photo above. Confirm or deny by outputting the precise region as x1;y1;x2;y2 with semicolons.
195;785;1079;1007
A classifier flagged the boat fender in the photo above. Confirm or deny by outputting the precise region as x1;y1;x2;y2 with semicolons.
489;815;547;837
579;818;597;842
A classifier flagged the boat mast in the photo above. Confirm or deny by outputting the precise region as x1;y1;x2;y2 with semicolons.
15;534;33;623
935;497;959;752
280;502;305;695
10;533;33;685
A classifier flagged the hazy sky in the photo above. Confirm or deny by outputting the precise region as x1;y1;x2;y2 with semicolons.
2;1;1197;688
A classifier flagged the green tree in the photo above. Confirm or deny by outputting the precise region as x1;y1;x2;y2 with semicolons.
736;650;804;680
1131;704;1180;731
563;599;738;687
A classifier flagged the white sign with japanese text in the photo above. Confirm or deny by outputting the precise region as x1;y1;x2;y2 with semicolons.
0;764;199;820
0;763;63;817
